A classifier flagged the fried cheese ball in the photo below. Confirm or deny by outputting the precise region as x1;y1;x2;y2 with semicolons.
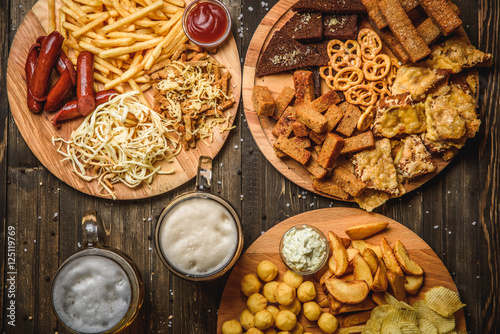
264;329;278;334
241;274;262;297
222;319;243;334
257;261;278;282
266;305;280;319
279;298;301;315
254;309;275;330
247;293;268;314
291;322;303;334
283;270;303;289
302;301;322;321
277;332;291;334
275;282;296;306
317;313;338;334
275;310;297;331
240;309;255;330
247;328;264;334
296;281;316;302
263;281;279;303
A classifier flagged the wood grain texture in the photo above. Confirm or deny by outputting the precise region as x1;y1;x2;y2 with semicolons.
216;207;466;332
6;0;241;200
1;0;499;333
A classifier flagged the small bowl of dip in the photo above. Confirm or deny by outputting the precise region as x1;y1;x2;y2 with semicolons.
182;0;232;48
279;224;329;275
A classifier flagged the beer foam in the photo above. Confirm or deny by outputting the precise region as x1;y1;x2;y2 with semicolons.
159;197;238;276
52;255;131;333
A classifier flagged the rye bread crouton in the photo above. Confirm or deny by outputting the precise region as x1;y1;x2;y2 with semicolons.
292;121;310;137
293;71;316;104
272;107;296;138
317;133;345;168
310;90;342;113
331;166;367;197
252;86;275;116
417;0;462;36
305;152;329;180
274;137;312;158
273;86;296;120
275;136;312;165
310;104;345;144
296;105;328;133
340;132;375;155
313;178;349;200
336;103;361;137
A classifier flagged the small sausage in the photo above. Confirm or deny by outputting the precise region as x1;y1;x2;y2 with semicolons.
51;89;118;127
56;51;77;86
29;31;64;102
76;51;95;116
44;67;75;112
25;43;43;113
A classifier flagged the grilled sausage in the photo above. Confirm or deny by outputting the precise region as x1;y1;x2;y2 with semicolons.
56;51;77;85
44;67;75;112
25;43;43;113
76;51;96;115
29;31;64;102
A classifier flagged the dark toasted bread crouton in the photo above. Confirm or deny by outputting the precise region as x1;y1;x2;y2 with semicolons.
272;107;296;138
252;86;275;116
310;90;342;113
273;86;296;120
280;12;324;43
340;132;375;155
306;152;329;180
292;0;367;14
292;121;310;137
296;105;328;133
318;133;345;168
417;0;462;36
336;103;361;137
309;104;344;144
322;14;358;40
331;166;367;197
275;136;312;165
293;71;316;104
313;178;349;200
416;18;442;45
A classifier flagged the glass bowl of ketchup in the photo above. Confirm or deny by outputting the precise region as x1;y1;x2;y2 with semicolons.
182;0;231;48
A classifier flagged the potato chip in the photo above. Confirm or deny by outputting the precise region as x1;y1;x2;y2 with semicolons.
337;325;365;334
413;300;456;334
399;323;421;334
384;292;414;310
380;321;402;334
417;317;438;334
364;304;394;331
424;286;466;317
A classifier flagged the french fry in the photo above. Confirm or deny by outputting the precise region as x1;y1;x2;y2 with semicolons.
98;37;163;58
101;1;163;33
128;79;150;107
74;0;103;6
93;37;135;47
164;0;185;7
73;12;110;37
48;0;56;32
62;0;87;17
106;31;156;41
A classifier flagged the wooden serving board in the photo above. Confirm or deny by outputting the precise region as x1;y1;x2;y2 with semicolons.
241;0;452;201
217;208;466;332
6;0;241;200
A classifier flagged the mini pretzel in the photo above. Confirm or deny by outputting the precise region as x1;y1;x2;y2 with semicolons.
327;40;345;59
333;67;364;91
324;75;336;90
330;52;362;71
358;29;382;60
363;54;391;81
357;105;376;131
345;84;377;106
319;66;334;80
344;40;361;56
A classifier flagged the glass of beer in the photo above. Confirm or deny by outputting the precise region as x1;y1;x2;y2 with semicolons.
51;210;144;334
155;156;244;281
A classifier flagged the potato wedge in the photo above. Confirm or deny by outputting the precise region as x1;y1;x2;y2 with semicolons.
345;221;389;240
328;231;349;276
347;248;360;262
332;297;377;314
315;294;330;308
380;237;404;277
341;237;352;248
319;269;334;287
342;273;355;281
372;258;388;292
371;291;387;305
394;240;424;275
353;254;373;289
362;248;379;275
351;240;383;258
342;310;372;327
404;274;424;295
387;270;407;301
327;293;343;311
324;278;369;304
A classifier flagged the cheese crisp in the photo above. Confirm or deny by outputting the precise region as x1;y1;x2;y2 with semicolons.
352;139;399;195
395;135;436;179
391;65;450;100
372;99;426;138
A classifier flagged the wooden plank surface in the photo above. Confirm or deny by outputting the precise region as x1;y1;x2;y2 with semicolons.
6;0;241;200
216;207;466;332
0;0;499;333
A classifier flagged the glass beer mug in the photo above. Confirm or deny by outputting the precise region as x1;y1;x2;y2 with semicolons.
51;210;144;334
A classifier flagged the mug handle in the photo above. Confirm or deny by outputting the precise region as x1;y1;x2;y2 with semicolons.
82;210;106;248
195;156;212;193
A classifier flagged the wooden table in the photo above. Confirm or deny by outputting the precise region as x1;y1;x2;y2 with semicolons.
0;0;499;333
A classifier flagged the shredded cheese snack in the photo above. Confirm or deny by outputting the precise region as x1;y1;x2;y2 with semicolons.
52;91;181;199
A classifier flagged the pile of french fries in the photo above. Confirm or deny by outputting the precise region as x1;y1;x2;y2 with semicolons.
53;0;188;106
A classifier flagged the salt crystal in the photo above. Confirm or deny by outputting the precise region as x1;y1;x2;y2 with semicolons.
472;221;477;226
248;6;254;11
286;203;290;207
434;225;439;229
234;145;239;149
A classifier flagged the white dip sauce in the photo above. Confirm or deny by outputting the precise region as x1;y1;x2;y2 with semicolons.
159;197;238;276
52;255;132;333
281;225;327;272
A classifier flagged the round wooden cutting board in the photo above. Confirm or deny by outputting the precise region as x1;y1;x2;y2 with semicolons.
241;0;455;201
7;0;241;200
217;208;466;333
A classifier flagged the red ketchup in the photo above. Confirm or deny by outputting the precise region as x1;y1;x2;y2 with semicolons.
185;1;228;44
